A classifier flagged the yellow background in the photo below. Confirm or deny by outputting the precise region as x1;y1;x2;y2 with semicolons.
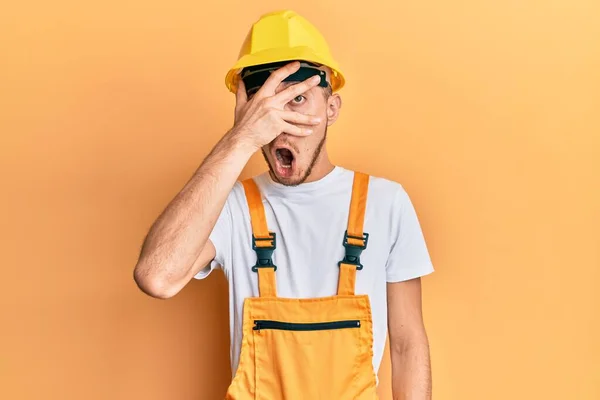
1;1;599;399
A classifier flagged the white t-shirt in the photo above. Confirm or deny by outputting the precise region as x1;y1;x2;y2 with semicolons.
194;166;434;379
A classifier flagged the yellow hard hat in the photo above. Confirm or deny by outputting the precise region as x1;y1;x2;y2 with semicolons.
225;10;345;94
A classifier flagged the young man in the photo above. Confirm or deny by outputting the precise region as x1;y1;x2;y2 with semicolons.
134;10;434;399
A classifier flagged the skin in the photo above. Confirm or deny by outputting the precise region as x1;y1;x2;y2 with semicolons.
388;278;433;400
250;70;339;186
133;60;432;399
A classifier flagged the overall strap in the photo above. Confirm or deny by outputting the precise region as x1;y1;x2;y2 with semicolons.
242;178;277;298
337;171;370;296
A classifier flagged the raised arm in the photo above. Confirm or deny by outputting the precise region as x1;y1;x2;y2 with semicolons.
133;62;323;299
133;132;252;299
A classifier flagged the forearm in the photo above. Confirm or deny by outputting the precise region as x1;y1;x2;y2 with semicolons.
134;129;254;296
391;337;432;400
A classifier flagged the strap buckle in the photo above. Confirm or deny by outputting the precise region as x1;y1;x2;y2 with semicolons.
252;232;277;272
338;230;369;270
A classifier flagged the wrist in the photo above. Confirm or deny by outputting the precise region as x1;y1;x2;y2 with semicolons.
225;127;260;155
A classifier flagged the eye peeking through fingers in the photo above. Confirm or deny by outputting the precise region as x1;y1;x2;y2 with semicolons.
290;95;306;105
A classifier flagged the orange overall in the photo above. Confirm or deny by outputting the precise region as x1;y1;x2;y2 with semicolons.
225;171;379;400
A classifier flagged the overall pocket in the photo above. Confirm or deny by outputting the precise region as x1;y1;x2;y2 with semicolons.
252;318;364;400
254;319;361;332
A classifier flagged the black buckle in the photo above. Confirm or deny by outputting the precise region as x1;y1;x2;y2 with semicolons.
338;230;369;270
252;232;277;272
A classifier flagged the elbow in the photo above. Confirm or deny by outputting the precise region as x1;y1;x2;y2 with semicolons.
133;262;181;300
390;330;430;357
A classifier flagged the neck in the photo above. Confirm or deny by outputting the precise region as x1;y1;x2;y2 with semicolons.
302;148;335;183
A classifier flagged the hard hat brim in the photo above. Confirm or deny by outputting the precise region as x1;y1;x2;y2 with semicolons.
225;46;345;94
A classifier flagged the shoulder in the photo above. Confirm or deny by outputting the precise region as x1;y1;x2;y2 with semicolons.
221;179;251;216
359;171;411;208
366;173;405;195
225;180;247;199
332;165;407;195
223;172;276;211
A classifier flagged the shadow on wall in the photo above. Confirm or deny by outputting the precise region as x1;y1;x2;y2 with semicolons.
184;271;233;399
131;270;233;399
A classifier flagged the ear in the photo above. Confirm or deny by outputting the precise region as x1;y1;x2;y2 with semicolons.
326;93;342;126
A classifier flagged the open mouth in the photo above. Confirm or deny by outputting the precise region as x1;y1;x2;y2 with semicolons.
275;148;294;168
273;147;295;177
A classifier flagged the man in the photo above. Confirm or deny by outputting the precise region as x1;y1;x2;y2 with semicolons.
134;10;434;400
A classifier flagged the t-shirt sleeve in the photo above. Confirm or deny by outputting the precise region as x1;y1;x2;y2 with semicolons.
385;185;434;282
193;194;233;280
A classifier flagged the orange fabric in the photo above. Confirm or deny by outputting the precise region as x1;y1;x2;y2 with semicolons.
337;171;369;296
226;295;378;399
346;171;369;246
242;178;277;299
227;172;377;399
337;263;357;296
242;179;273;243
257;268;277;298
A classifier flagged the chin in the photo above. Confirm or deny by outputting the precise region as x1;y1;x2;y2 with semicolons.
268;160;307;186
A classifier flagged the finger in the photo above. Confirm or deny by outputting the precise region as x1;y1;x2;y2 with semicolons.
257;61;301;96
279;120;314;137
234;79;247;123
235;79;247;108
278;110;322;126
272;75;322;105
